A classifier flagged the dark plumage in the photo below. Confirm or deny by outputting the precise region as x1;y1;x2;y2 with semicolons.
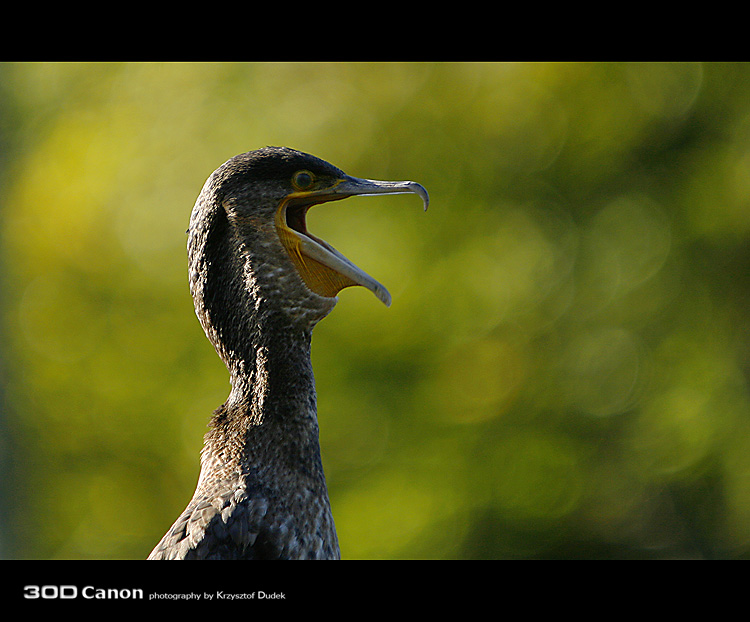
148;147;428;560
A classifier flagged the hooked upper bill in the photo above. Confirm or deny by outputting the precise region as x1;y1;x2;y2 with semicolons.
275;175;429;306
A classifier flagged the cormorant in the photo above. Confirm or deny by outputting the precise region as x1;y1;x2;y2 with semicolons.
148;147;428;560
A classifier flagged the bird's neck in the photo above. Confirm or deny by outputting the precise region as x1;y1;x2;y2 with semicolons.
188;203;331;486
202;319;324;476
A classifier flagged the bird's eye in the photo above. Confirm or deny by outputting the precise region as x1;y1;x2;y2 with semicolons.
292;170;315;191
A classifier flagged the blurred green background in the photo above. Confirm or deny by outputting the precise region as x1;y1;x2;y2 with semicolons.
1;62;749;559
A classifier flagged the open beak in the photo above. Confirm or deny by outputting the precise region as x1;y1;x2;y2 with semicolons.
275;175;429;306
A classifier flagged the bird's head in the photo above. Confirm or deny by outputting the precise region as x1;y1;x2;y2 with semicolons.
190;147;428;324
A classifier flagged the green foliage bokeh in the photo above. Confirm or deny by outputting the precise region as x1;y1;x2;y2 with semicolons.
2;62;750;559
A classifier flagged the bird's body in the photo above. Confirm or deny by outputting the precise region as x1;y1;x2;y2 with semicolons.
148;315;339;560
148;147;427;560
